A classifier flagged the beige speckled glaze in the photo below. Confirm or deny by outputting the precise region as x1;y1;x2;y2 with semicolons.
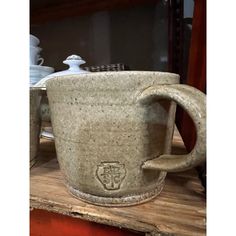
30;89;41;168
46;71;206;206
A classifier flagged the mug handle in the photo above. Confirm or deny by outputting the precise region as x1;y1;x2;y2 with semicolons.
38;57;44;66
137;84;206;172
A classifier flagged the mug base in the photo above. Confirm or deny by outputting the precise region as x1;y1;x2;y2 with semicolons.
66;181;165;207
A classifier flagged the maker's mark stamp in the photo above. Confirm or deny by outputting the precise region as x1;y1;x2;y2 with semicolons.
96;162;126;190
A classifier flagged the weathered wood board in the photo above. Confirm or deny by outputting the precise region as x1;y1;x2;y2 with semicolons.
30;128;206;236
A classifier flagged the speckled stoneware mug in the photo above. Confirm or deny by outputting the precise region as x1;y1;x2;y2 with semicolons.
46;71;206;206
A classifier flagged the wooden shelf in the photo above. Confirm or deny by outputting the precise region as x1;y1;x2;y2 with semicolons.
30;128;206;235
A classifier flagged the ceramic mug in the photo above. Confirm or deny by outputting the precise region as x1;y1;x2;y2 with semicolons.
30;46;44;65
30;34;40;47
30;88;42;168
46;71;206;206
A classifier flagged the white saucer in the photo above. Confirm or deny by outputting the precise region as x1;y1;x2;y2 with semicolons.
41;127;54;140
30;65;54;73
30;65;54;86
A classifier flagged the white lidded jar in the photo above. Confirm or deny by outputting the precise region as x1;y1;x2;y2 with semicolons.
34;54;90;89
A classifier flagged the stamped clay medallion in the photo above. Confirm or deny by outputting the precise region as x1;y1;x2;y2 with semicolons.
96;162;126;190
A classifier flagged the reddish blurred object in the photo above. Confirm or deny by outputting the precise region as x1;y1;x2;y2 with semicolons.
30;209;142;236
175;0;206;190
176;0;206;152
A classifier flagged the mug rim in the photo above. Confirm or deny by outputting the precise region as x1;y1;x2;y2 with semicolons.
53;70;179;77
46;71;180;89
30;34;40;46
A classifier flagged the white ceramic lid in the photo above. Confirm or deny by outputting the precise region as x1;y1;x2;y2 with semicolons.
34;54;90;89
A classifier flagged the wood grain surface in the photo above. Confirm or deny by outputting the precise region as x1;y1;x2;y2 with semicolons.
30;129;206;236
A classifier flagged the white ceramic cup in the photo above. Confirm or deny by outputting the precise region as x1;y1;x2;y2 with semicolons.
30;46;44;65
30;34;40;47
